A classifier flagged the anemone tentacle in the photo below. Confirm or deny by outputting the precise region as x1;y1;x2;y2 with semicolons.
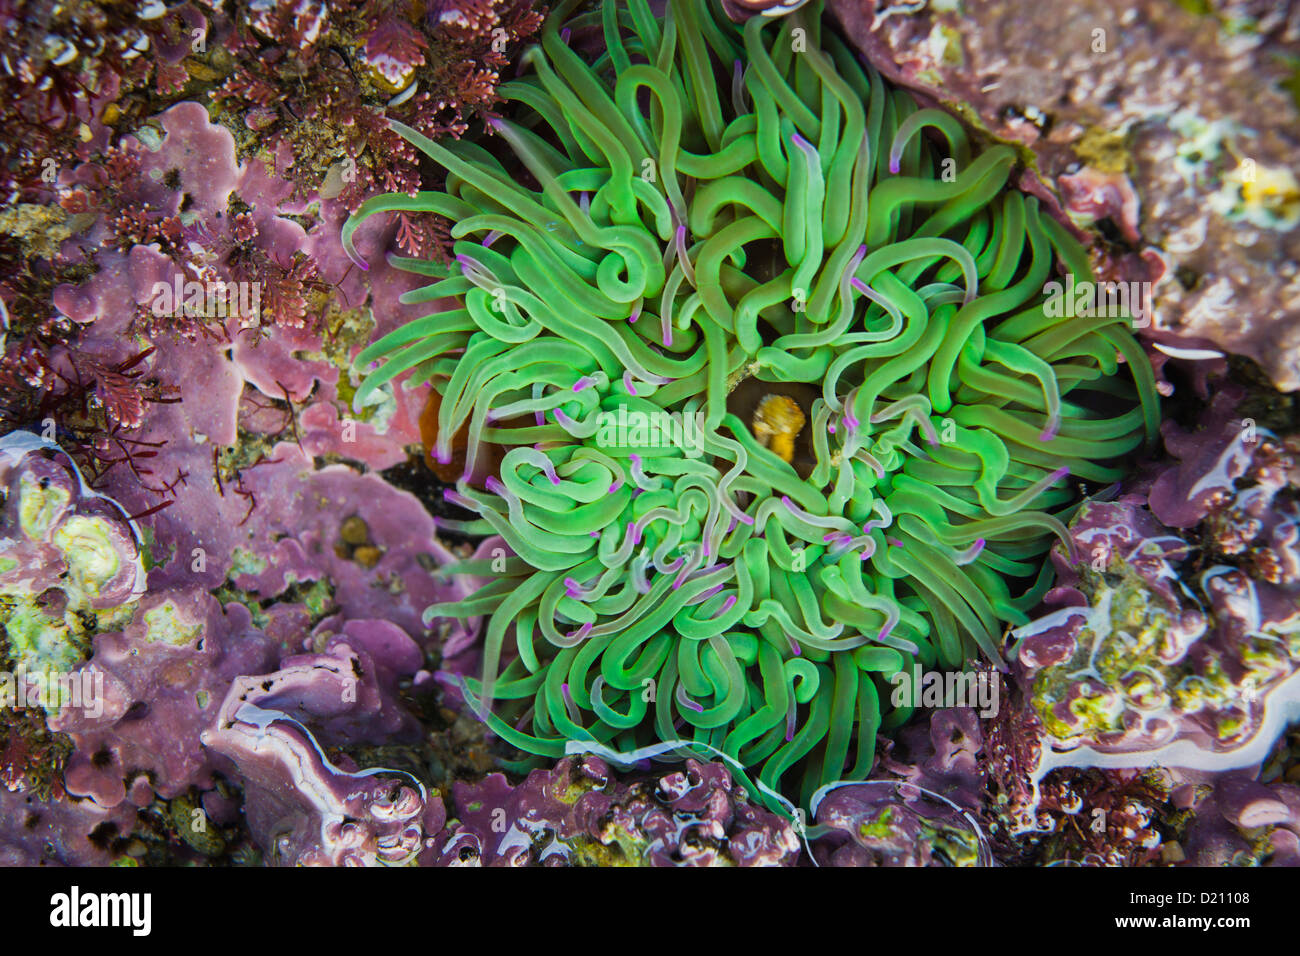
344;0;1158;808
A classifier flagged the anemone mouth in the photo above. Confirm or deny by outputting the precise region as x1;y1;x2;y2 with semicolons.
344;0;1160;808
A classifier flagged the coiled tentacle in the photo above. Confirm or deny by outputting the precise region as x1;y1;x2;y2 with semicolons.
349;0;1159;810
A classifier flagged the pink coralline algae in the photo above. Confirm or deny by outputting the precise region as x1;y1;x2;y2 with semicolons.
202;631;433;866
1;0;1299;874
0;785;138;866
1181;773;1300;866
50;588;276;809
0;0;546;492
0;58;476;865
811;709;991;867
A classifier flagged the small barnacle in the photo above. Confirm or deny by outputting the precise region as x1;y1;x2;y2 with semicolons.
43;36;78;68
361;16;427;95
121;34;150;61
751;394;806;464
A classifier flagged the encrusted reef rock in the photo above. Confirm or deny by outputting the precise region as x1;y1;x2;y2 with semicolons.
428;756;802;867
828;0;1300;389
202;651;432;867
985;379;1300;863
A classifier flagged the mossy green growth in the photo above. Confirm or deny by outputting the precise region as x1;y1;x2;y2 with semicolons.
213;572;337;639
1;599;86;675
925;818;981;866
2;513;138;703
934;24;965;67
573;810;740;867
1073;127;1131;175
1281;56;1300;113
567;836;648;867
296;577;335;620
228;547;269;578
1030;564;1181;741
859;804;897;839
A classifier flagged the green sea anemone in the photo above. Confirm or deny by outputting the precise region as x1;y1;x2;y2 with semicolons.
342;0;1159;808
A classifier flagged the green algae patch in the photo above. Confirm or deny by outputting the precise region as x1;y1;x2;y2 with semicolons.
143;600;203;648
1;599;86;675
228;547;269;578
